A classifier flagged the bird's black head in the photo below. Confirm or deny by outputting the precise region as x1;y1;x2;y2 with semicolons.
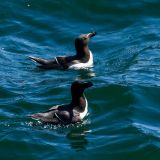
75;32;97;50
71;81;93;96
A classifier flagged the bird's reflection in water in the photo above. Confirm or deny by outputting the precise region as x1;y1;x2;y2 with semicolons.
27;119;91;151
66;126;90;151
76;68;95;80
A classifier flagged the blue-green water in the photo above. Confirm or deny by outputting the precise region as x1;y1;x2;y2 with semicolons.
1;0;160;159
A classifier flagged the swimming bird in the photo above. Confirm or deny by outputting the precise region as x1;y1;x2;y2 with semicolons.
30;81;93;124
29;32;96;70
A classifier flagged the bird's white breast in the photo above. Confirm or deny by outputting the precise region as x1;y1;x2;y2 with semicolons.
69;50;93;69
79;96;88;119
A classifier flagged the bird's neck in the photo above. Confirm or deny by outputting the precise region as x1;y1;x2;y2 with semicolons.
75;45;90;59
71;93;86;112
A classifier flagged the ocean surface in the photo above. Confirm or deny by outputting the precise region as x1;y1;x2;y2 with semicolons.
1;0;160;159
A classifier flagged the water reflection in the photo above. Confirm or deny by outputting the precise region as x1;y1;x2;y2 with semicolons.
26;116;91;152
26;120;90;152
66;126;90;151
76;68;96;80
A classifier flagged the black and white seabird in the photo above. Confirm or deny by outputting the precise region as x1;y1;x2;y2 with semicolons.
30;81;93;124
29;32;96;70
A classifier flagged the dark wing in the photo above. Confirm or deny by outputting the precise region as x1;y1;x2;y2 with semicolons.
48;105;60;111
30;109;59;124
29;56;63;69
29;56;49;65
30;104;72;124
56;57;69;69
